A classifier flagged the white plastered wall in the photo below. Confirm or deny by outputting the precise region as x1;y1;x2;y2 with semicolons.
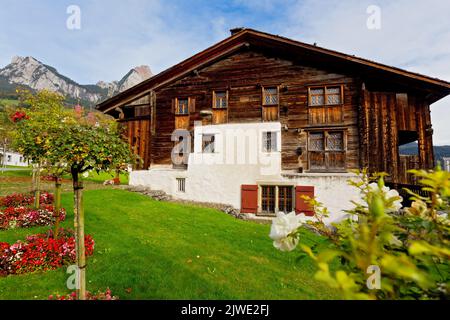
130;122;361;222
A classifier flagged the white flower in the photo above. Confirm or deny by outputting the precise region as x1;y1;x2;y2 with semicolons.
82;171;90;178
269;212;303;252
368;183;403;213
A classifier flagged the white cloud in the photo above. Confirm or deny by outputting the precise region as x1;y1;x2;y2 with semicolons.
283;0;450;145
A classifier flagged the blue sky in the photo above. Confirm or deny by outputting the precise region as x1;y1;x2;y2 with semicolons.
1;0;450;144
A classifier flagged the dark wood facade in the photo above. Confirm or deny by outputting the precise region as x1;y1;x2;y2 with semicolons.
98;28;450;184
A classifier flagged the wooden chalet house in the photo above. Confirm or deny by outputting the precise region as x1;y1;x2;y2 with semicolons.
97;28;450;222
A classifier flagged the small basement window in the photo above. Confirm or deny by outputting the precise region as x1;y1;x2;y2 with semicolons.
202;134;215;153
260;185;294;214
176;178;186;193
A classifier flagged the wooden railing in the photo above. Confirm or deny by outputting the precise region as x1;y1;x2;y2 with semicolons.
386;182;430;207
398;155;420;185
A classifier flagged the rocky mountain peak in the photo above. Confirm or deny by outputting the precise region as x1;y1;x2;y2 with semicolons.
0;56;152;106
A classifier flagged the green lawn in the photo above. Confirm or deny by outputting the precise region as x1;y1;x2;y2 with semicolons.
0;189;339;300
0;99;19;106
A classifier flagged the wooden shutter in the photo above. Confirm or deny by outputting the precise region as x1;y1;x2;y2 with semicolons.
295;186;315;216
241;185;258;214
172;98;176;114
188;97;196;113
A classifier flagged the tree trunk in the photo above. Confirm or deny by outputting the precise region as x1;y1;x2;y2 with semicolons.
34;163;41;209
71;168;86;300
53;178;62;239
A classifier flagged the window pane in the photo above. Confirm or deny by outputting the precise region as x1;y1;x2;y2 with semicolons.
261;186;276;213
327;132;344;151
309;133;324;151
264;87;278;105
310;94;324;106
310;88;324;95
326;87;342;105
263;132;277;152
278;186;293;213
215;92;227;108
177;99;189;114
327;94;341;105
326;87;340;95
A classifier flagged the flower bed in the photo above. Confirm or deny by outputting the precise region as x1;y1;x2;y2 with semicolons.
0;192;54;208
0;205;66;230
0;229;94;276
49;288;118;300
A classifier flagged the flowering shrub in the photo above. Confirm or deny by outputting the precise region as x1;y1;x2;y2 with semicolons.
10;111;29;123
270;168;450;300
0;229;94;276
0;192;54;208
0;205;65;230
49;288;118;300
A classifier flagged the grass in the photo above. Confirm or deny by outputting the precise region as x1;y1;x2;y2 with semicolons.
0;189;339;300
0;99;19;106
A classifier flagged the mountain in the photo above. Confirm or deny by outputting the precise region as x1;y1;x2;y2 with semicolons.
0;56;152;106
399;142;450;166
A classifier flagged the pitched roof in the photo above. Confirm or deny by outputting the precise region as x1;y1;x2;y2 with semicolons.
97;28;450;112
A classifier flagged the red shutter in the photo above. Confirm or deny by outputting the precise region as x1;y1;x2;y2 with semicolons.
295;186;315;216
241;185;258;214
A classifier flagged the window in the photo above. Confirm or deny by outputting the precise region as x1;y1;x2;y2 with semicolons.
260;185;294;214
176;178;186;192
309;86;343;106
213;91;228;109
262;131;278;152
262;87;278;106
175;98;189;115
202;134;215;153
308;131;346;171
308;85;344;125
261;186;276;213
135;106;150;117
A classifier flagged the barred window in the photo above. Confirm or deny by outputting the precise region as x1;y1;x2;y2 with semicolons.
176;178;186;192
262;131;278;152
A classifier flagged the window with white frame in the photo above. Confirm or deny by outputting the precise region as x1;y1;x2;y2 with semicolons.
262;131;278;152
202;134;215;153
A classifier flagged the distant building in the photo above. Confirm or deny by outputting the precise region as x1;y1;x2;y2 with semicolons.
443;157;450;172
0;150;29;167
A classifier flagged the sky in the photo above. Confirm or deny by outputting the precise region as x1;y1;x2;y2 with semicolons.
0;0;449;144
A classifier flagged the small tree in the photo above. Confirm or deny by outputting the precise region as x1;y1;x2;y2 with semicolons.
14;91;132;299
47;108;132;300
12;90;69;209
0;104;16;168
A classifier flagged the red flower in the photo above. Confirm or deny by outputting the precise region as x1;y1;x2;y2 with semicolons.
0;229;94;276
10;111;29;123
